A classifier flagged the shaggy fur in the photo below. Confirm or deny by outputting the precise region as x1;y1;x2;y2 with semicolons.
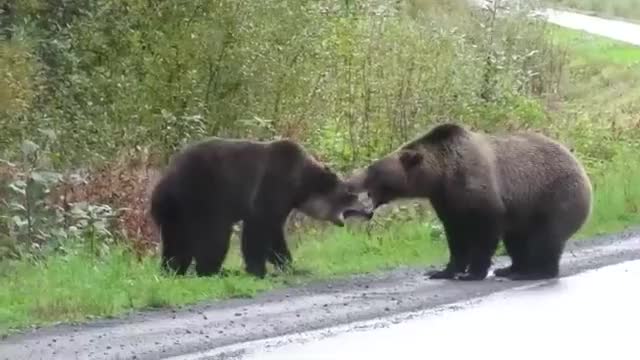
349;123;592;281
150;137;369;278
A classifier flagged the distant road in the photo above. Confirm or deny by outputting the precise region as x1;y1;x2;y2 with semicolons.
539;8;640;46
471;0;640;46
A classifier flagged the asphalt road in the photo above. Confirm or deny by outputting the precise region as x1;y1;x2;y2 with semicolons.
218;258;640;360
1;229;640;360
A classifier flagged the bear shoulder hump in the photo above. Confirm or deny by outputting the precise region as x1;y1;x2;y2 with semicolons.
412;123;468;147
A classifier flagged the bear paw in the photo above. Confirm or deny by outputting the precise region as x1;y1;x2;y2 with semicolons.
455;272;487;281
493;266;513;278
506;271;558;281
426;268;457;280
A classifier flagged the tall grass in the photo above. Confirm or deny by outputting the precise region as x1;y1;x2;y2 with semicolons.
579;149;640;236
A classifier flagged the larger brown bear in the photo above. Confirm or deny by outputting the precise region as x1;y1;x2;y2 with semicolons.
349;123;592;281
150;137;371;278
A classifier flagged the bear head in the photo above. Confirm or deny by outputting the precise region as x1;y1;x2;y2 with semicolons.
295;157;374;227
347;148;438;211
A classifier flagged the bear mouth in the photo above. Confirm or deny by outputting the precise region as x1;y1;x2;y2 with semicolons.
342;209;374;220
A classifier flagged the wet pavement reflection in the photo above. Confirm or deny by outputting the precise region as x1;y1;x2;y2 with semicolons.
238;259;640;360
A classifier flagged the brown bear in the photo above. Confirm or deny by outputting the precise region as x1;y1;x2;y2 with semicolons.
348;123;592;281
150;137;371;278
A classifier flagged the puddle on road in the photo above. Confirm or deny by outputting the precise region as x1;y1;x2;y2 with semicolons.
230;259;640;360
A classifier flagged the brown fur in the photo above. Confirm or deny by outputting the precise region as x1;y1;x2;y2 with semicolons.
350;123;592;281
150;137;369;278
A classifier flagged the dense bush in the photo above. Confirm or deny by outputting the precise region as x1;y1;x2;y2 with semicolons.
1;0;560;162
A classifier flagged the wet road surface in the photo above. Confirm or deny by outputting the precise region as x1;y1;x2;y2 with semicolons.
538;8;640;46
1;229;639;359
190;258;640;360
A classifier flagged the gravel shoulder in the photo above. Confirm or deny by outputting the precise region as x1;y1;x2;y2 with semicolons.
1;228;640;360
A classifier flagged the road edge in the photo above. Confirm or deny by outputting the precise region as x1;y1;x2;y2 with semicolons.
1;227;640;360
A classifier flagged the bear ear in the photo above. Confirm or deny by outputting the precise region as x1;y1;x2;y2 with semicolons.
399;150;423;170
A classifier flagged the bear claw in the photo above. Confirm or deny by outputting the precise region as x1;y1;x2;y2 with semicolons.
427;269;457;279
506;271;558;281
493;266;513;278
455;272;487;281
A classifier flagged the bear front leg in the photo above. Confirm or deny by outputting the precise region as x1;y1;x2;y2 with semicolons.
427;218;470;279
456;214;501;281
494;229;528;278
241;218;273;278
268;227;293;272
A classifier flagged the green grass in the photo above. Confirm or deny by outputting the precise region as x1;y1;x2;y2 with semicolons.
2;27;640;336
0;221;448;334
551;27;640;66
578;149;640;237
547;27;640;235
548;25;640;125
546;0;640;21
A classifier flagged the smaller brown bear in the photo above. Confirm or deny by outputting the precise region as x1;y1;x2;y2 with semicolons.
348;123;592;281
150;137;371;279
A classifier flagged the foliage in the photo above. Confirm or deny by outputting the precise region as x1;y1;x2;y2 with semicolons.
0;0;572;256
0;0;560;165
0;134;117;260
0;218;447;334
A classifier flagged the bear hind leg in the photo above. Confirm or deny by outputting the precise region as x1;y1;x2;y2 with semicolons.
506;220;567;280
508;176;589;281
242;218;284;278
507;232;564;281
494;229;528;278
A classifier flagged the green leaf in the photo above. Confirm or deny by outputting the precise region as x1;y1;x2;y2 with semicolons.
38;129;57;141
11;216;28;228
8;202;27;212
30;172;45;185
8;181;27;195
21;140;39;157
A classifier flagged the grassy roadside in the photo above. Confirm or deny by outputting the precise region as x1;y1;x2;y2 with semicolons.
547;25;640;234
2;27;640;336
549;26;640;118
0;221;448;334
546;0;640;22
